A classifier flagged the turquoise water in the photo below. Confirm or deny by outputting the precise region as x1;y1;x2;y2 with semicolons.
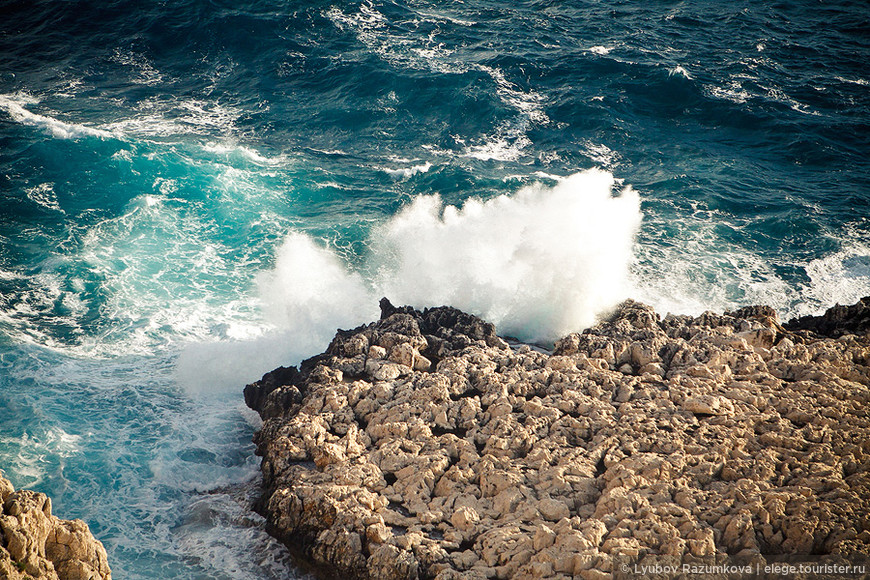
1;1;868;577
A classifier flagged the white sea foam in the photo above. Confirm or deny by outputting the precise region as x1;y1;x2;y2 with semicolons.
761;84;819;116
459;66;548;161
325;3;468;75
0;94;118;140
415;10;475;27
669;66;692;79
707;82;752;104
379;162;432;179
57;194;266;359
0;268;92;351
581;141;619;168
101;98;244;140
0;428;81;489
324;3;548;162
25;182;64;213
835;76;868;86
462;131;532;162
309;148;349;156
201;142;288;166
172;492;310;580
481;65;548;125
629;244;795;320
629;212;870;323
110;49;164;86
0;93;255;152
803;244;870;316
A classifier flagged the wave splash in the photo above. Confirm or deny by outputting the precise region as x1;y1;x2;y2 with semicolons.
373;170;641;341
177;233;380;392
260;169;642;347
256;174;870;368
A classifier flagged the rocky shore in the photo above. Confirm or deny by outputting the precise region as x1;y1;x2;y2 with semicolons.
245;298;870;579
0;475;111;580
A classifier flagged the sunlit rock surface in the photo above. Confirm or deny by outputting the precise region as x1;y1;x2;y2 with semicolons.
245;298;870;579
0;475;111;580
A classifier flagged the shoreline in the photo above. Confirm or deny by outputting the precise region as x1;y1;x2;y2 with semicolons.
243;297;870;579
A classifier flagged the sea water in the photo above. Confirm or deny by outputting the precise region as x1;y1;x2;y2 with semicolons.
1;1;868;577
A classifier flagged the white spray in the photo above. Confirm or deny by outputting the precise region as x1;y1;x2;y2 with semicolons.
372;169;642;341
257;169;641;347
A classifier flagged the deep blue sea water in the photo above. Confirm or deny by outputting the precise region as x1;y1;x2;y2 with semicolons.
1;0;868;577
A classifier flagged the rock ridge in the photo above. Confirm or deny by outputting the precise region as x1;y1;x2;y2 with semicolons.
0;474;112;580
245;298;870;579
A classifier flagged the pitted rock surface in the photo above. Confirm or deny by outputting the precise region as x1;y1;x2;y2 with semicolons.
0;475;112;580
245;299;870;579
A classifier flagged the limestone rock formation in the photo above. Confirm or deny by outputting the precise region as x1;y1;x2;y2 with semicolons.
245;298;870;579
0;475;111;580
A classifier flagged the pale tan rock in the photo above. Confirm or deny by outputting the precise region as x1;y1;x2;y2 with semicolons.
389;343;418;369
533;524;556;551
538;498;570;522
366;521;391;544
450;506;479;532
682;395;735;416
0;475;111;580
246;299;870;579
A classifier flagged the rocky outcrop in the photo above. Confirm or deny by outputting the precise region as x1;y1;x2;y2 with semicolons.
786;297;870;338
0;475;111;580
245;298;870;579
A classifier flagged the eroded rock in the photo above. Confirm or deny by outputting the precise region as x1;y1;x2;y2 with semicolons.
786;297;870;338
246;298;870;579
0;475;112;580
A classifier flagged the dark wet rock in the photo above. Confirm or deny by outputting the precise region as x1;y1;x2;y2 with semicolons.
785;296;870;338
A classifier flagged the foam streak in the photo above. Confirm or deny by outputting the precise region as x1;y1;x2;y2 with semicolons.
0;94;118;140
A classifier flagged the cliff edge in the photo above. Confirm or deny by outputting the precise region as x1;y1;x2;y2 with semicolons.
245;298;870;579
0;475;111;580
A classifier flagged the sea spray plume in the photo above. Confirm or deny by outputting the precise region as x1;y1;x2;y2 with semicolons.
203;168;643;388
373;169;642;342
256;232;378;347
176;233;377;392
